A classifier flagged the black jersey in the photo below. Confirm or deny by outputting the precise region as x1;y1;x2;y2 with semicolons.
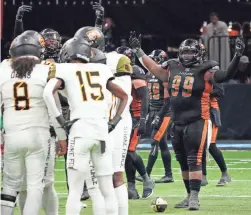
168;59;218;125
147;75;165;110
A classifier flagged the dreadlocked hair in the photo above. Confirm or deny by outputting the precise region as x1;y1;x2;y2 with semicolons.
11;57;40;79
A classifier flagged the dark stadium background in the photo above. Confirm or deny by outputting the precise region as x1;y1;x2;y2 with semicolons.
1;0;251;143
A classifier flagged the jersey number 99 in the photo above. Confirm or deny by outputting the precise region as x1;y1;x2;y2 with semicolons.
76;71;104;102
171;76;194;98
13;82;30;111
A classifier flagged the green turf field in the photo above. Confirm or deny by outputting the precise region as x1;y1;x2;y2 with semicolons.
14;150;251;215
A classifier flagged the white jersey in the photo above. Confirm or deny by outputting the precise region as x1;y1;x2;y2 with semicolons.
0;63;51;133
55;63;114;121
106;52;133;119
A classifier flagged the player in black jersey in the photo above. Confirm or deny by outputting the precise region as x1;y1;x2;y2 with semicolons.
129;32;245;210
136;50;174;183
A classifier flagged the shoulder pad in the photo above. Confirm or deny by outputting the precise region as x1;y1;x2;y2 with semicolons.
206;60;219;68
1;59;12;65
131;65;146;80
162;58;179;69
116;55;133;74
45;61;56;81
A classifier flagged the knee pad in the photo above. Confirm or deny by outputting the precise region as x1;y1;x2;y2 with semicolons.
0;194;17;208
187;154;202;172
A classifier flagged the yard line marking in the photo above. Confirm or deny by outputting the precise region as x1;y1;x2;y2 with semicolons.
56;193;251;198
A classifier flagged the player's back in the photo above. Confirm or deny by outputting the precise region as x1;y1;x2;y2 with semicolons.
0;63;50;133
56;63;114;121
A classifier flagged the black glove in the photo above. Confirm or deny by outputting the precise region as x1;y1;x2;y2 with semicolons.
235;37;245;57
151;116;161;129
129;31;142;52
16;5;32;21
108;115;122;133
56;115;79;135
137;118;147;136
92;2;104;19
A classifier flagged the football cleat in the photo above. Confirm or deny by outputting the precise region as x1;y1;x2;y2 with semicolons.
128;188;140;199
135;175;143;182
201;175;208;186
155;175;174;183
188;191;200;211
174;195;189;208
216;172;231;187
142;178;155;198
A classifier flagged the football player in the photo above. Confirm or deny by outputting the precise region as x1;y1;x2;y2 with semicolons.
116;46;155;199
43;37;128;215
129;32;244;210
136;49;173;183
0;31;60;215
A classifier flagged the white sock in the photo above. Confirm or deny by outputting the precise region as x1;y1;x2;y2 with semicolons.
42;184;59;215
18;191;27;215
66;168;85;215
1;189;18;215
23;188;43;215
88;187;106;215
115;184;128;215
98;175;118;215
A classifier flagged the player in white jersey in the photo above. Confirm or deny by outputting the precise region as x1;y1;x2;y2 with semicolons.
43;37;128;215
0;31;57;215
106;51;132;215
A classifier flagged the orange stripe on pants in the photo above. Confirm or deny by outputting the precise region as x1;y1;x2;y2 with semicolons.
196;120;208;165
153;116;171;142
129;128;139;152
211;124;218;144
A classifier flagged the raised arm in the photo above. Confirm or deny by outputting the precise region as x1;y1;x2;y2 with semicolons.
14;5;32;37
129;32;169;82
92;2;104;32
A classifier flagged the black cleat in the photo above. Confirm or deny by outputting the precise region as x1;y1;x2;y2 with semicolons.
188;191;200;211
216;172;231;187
142;178;155;198
174;195;189;208
155;175;174;183
201;175;208;186
135;175;143;182
128;188;140;199
81;190;90;201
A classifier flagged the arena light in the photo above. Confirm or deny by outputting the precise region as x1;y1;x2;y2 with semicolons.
82;1;85;5
38;1;42;5
30;1;33;5
56;0;59;5
73;1;76;6
124;0;128;4
47;1;51;6
64;1;67;6
116;0;119;4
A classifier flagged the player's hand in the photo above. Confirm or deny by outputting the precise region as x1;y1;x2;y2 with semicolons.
57;140;67;157
152;116;161;129
63;119;79;135
138;118;147;136
235;37;245;56
16;5;32;20
92;2;104;19
108;115;122;133
129;31;141;52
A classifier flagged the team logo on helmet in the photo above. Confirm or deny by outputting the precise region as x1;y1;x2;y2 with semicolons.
86;29;101;41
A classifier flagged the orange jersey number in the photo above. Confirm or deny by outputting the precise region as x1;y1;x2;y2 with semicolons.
171;76;194;98
13;82;30;111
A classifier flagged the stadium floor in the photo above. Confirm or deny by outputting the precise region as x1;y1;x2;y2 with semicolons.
14;150;251;215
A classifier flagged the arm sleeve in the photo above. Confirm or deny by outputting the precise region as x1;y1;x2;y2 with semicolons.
157;97;171;119
136;86;149;119
14;19;24;38
43;78;62;118
213;54;241;83
48;93;67;140
210;83;224;98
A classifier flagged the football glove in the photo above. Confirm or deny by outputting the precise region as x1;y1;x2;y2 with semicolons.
129;31;142;53
235;37;245;57
108;115;122;133
151;116;161;129
56;115;79;135
16;5;32;21
92;2;104;20
138;118;147;136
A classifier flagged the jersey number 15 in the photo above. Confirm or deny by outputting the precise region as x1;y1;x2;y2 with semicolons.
76;71;104;102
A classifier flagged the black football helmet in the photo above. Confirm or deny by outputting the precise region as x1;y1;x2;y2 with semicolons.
90;48;107;64
178;39;202;66
9;30;45;58
74;26;105;51
149;49;168;64
59;37;91;63
40;28;62;57
115;46;135;65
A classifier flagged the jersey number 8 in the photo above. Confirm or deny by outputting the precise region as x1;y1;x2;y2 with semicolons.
13;82;30;111
171;76;194;98
76;71;104;102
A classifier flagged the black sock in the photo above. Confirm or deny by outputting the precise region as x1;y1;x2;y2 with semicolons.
160;147;172;177
125;152;136;183
189;179;201;192
209;144;227;172
183;179;190;194
133;152;147;177
202;149;207;176
146;141;159;175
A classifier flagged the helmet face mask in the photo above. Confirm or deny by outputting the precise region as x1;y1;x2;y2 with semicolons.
115;46;135;65
149;49;168;65
179;39;202;67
